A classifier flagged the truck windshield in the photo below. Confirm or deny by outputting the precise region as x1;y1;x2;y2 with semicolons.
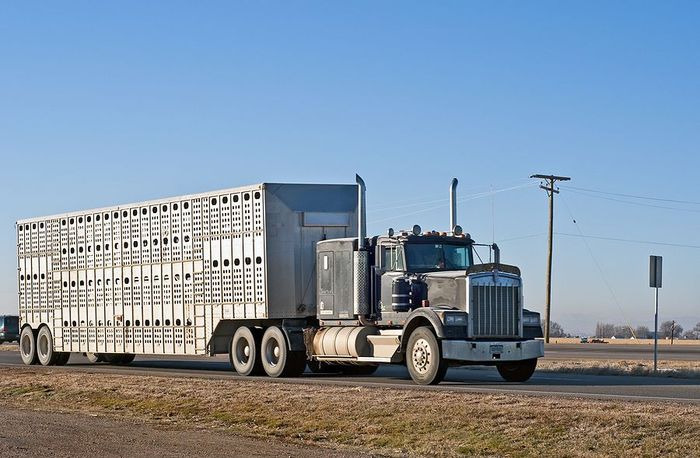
404;243;472;272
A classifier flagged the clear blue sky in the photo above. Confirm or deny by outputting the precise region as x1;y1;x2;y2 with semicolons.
2;2;699;334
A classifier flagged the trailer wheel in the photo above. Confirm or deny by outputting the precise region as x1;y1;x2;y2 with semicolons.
85;352;104;363
37;326;59;366
261;326;304;378
497;359;537;382
19;326;38;366
405;326;447;385
230;326;263;376
118;353;135;365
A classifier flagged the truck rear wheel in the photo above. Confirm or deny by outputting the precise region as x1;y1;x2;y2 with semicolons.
230;326;263;376
406;326;447;385
37;326;59;366
19;326;37;366
260;326;305;378
497;359;537;382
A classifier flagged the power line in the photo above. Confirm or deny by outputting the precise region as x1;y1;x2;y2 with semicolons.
556;232;700;249
559;195;636;338
371;183;536;224
496;233;546;243
368;179;533;213
563;185;700;206
564;188;700;213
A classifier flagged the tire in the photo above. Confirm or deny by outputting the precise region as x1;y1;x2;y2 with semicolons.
497;359;538;382
37;326;59;366
229;326;263;376
85;352;104;363
19;326;38;366
55;352;71;366
405;326;447;385
260;326;305;378
118;353;135;365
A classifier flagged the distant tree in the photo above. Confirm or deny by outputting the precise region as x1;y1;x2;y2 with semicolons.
595;322;615;338
659;320;683;339
635;326;651;339
547;321;569;338
613;325;633;339
682;323;700;340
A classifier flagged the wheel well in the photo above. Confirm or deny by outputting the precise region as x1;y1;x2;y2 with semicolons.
401;317;435;353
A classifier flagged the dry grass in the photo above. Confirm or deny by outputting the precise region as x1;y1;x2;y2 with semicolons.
538;359;700;379
0;367;698;457
0;343;18;352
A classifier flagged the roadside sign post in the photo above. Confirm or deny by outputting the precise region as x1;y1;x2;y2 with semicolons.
649;255;663;373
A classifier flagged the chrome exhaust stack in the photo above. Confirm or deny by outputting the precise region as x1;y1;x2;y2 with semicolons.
356;174;367;248
450;177;458;232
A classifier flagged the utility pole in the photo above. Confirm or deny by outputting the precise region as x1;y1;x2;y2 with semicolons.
531;174;571;343
671;320;675;345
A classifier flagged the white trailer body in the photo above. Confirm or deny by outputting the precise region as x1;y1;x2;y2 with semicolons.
17;183;358;356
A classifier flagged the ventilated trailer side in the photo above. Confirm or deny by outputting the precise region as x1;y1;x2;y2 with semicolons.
17;183;357;356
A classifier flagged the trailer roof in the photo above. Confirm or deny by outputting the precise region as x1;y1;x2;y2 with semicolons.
16;181;356;224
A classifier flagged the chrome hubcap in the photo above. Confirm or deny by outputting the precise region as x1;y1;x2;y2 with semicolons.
412;338;432;374
21;334;31;358
235;338;251;365
266;338;281;367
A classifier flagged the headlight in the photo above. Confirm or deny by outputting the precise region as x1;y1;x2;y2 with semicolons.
522;313;541;326
444;313;467;326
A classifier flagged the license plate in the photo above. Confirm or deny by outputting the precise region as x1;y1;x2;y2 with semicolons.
489;345;503;354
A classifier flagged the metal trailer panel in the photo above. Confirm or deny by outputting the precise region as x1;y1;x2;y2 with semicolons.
16;182;357;356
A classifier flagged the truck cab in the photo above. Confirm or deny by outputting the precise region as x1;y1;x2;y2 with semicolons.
312;177;544;385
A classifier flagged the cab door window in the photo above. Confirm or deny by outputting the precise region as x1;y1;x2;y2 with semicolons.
381;245;405;271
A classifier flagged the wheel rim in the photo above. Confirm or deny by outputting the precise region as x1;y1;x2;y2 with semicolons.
20;333;32;358
38;334;49;359
235;336;251;366
412;338;432;374
265;337;281;368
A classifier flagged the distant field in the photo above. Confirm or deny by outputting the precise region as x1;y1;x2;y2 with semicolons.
0;367;698;457
548;337;700;345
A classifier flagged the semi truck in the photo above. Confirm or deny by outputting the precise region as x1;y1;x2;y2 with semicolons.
16;176;544;385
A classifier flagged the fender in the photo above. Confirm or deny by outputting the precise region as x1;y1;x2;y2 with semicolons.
401;307;447;351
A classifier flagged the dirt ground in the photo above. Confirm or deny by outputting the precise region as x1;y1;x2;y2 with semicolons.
1;368;699;457
1;408;365;458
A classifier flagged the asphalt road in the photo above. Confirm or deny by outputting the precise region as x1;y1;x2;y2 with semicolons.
1;344;699;404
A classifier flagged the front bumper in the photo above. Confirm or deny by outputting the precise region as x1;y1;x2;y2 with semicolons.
442;339;544;363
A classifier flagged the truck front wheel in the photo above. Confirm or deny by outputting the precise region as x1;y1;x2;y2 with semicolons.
406;326;447;385
497;359;538;382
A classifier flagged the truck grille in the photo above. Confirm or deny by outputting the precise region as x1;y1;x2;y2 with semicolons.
470;284;520;338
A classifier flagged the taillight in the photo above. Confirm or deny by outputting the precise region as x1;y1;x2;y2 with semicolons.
0;327;6;332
